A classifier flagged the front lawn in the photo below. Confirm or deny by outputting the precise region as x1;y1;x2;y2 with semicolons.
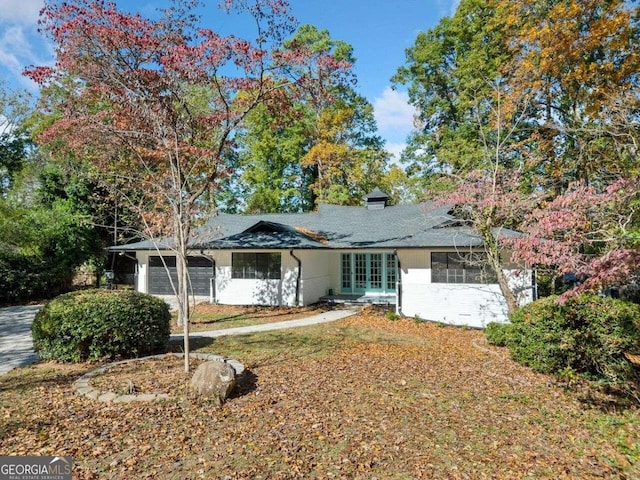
1;308;638;479
171;303;331;333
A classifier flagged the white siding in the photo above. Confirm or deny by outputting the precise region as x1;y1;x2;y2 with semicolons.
401;282;508;328
133;248;533;323
397;249;533;328
213;250;297;306
297;250;332;304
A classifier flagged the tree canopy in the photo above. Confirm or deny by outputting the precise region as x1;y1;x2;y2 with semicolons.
26;0;354;370
396;0;640;302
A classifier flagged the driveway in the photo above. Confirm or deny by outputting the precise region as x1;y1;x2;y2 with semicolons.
0;305;41;375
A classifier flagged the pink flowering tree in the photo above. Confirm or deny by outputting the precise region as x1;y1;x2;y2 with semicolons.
442;154;640;314
438;81;640;314
509;179;640;301
436;85;542;315
441;167;540;315
26;0;352;371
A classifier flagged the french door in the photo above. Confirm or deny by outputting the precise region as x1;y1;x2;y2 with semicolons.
341;253;396;294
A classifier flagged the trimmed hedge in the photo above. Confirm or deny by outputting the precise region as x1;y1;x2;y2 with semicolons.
32;289;171;362
486;294;640;383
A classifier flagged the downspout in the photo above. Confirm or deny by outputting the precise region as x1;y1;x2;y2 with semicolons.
394;249;402;315
200;250;216;304
289;249;301;307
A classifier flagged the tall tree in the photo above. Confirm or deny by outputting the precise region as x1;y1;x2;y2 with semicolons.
499;0;640;294
0;85;32;196
231;25;392;212
27;0;351;371
398;0;639;302
392;0;513;180
501;0;639;191
233;98;312;213
300;87;390;206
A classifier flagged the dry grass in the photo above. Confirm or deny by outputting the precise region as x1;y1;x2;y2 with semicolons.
1;307;638;479
171;303;332;333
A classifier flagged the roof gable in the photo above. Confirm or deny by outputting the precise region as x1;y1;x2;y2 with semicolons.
243;221;296;234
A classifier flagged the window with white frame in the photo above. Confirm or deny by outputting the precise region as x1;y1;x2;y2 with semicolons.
431;252;497;284
232;252;281;279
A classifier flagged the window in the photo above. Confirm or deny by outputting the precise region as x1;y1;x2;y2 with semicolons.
341;254;352;290
232;253;281;279
431;252;496;284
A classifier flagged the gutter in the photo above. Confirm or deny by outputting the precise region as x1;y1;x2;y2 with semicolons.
199;250;216;304
289;249;302;306
394;249;402;315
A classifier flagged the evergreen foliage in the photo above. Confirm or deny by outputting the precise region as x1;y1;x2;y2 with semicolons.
32;289;171;362
486;295;640;384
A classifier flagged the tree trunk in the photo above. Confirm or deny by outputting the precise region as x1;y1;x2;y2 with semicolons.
479;222;519;317
496;267;519;316
176;251;191;373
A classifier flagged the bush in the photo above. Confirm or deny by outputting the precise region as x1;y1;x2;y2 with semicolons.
0;250;74;304
32;289;171;362
0;197;101;304
493;294;640;383
484;322;510;347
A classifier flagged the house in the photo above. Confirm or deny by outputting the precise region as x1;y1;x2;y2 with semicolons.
110;189;534;327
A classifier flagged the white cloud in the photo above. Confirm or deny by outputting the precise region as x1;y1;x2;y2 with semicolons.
373;87;416;133
0;18;53;90
1;0;44;26
2;26;35;59
0;26;38;87
385;141;407;163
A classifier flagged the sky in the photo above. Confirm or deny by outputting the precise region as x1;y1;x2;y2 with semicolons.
0;0;460;159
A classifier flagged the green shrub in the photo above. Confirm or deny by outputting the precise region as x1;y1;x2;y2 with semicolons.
485;322;511;347
386;312;400;321
502;294;640;383
32;289;171;362
0;250;74;304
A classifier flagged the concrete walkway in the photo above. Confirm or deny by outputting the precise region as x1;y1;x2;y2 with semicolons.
0;305;42;375
0;305;355;375
170;309;356;340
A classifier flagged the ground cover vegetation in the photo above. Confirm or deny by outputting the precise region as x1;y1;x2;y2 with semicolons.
1;309;639;479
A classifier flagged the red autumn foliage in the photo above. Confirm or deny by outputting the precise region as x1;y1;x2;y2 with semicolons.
25;0;353;361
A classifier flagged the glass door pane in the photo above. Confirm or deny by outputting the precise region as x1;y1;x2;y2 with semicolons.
386;253;397;291
341;253;352;292
354;254;367;291
369;253;383;290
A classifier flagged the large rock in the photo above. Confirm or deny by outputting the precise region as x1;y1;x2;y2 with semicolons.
190;360;237;404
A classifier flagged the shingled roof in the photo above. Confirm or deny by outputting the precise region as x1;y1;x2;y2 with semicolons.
110;202;521;251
